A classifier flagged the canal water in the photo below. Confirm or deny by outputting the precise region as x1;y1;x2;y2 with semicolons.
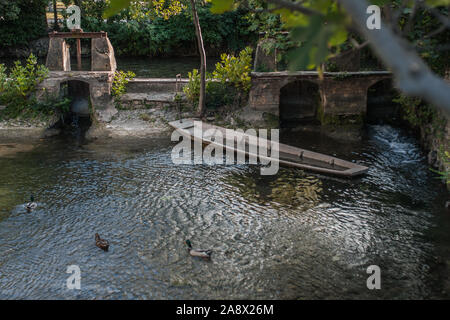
0;57;218;78
0;124;448;299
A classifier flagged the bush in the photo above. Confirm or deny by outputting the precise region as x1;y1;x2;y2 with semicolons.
183;47;253;109
78;5;253;57
0;0;48;47
213;47;253;92
0;54;49;113
183;69;203;103
112;70;136;98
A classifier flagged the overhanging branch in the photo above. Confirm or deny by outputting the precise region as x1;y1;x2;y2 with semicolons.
264;0;450;114
337;0;450;114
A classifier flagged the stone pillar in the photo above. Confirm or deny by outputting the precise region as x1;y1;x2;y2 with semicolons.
253;38;277;72
91;37;117;72
317;78;368;124
46;38;71;71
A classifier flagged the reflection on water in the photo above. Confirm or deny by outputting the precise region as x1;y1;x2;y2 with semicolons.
116;57;219;78
0;57;218;78
0;125;448;299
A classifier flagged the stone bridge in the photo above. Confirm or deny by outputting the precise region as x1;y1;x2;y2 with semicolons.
249;71;392;124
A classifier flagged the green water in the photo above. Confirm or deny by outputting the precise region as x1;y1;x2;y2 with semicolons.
0;124;449;299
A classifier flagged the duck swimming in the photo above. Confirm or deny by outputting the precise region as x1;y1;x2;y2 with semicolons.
185;240;212;260
24;195;37;212
95;233;109;252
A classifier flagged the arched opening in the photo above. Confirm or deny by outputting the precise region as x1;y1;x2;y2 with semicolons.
279;80;321;127
367;79;399;123
58;80;92;141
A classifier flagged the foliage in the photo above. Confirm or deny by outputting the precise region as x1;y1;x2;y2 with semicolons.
0;55;72;120
56;0;251;57
211;0;449;73
0;0;48;47
112;70;136;98
213;46;253;92
105;0;184;19
184;47;253;108
77;3;251;57
183;69;236;109
183;69;202;103
0;54;49;110
393;94;446;138
430;148;450;185
0;0;21;21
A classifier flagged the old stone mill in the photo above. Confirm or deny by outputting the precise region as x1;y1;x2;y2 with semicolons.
36;5;394;128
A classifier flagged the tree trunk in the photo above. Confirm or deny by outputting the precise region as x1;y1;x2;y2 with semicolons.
53;0;59;31
190;0;207;117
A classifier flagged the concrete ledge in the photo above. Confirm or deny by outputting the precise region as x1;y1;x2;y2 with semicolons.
251;71;392;78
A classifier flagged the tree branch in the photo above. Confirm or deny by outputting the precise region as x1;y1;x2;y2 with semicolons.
262;0;450;113
337;0;450;114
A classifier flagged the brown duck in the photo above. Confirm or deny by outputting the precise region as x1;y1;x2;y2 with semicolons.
95;233;109;252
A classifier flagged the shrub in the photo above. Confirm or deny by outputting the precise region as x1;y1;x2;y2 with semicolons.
76;5;253;57
112;70;136;98
183;69;203;104
0;54;52;119
213;47;253;93
183;47;253;110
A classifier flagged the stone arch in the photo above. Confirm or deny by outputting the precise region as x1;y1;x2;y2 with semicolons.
59;80;91;116
279;80;321;125
36;72;117;122
366;79;399;123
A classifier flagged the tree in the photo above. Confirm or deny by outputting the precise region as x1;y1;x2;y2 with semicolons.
190;0;207;116
0;0;21;21
0;0;48;47
106;0;207;116
53;0;59;31
212;0;450;114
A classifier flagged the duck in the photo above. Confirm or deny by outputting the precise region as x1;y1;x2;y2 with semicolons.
185;239;212;260
95;233;109;252
24;195;37;212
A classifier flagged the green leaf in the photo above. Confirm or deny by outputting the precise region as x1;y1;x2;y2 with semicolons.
371;0;391;5
328;28;347;47
104;0;133;18
210;0;234;14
